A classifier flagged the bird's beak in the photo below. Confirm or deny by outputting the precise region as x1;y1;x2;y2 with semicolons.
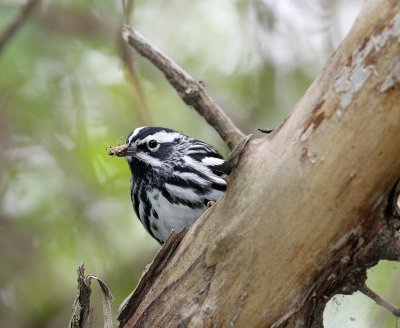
125;144;137;156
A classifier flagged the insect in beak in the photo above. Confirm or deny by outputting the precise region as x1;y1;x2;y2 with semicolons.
107;144;128;157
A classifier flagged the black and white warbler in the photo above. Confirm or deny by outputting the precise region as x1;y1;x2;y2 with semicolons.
118;126;231;244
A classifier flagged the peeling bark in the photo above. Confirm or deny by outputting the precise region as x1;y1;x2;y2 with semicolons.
118;1;400;327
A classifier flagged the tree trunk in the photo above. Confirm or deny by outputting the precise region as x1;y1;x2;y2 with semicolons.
119;1;400;327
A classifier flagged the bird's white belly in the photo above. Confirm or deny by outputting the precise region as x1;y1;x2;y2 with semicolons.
150;192;207;242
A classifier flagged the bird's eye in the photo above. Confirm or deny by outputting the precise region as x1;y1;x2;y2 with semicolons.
147;139;158;151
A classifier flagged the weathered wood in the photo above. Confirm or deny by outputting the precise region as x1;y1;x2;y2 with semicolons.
119;1;400;327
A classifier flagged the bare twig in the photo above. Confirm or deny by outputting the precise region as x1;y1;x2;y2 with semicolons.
0;0;41;54
69;263;93;328
121;25;246;151
85;275;114;328
359;284;400;318
69;263;114;328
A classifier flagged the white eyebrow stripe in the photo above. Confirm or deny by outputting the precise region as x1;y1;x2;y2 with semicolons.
128;127;146;144
141;131;181;144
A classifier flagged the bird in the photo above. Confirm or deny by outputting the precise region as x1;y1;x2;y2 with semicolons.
119;126;231;244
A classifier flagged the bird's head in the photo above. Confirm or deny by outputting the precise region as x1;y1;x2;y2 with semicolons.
123;126;186;176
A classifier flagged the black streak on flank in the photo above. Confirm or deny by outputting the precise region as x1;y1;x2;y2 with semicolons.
161;187;204;209
153;209;159;219
133;193;140;219
140;188;152;217
143;214;158;241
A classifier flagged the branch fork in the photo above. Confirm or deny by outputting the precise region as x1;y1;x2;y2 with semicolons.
121;25;246;151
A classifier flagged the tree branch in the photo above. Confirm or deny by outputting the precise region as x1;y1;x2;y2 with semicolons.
0;0;41;54
121;25;246;151
117;1;400;326
360;284;400;318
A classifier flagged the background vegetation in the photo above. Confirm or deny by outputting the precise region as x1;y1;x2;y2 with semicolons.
0;0;398;327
